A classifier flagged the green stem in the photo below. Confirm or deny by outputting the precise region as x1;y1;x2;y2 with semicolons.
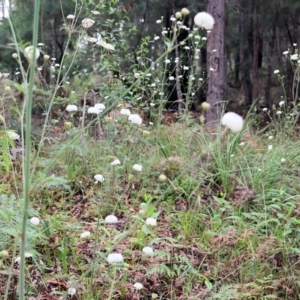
19;1;41;299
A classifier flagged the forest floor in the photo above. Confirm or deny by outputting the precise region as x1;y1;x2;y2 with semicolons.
1;110;300;300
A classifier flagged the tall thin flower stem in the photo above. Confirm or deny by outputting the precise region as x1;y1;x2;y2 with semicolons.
19;1;40;299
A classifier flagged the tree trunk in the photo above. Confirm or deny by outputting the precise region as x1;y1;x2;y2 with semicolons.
239;0;252;105
251;0;260;102
265;15;277;109
206;0;226;125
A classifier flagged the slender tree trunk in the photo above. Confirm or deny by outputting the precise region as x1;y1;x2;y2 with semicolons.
265;15;277;109
251;0;259;102
239;0;252;105
206;0;226;124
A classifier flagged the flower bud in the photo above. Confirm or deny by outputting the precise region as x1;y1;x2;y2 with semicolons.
43;54;50;61
5;86;11;92
64;121;72;130
158;174;167;182
104;116;113;123
142;130;150;137
12;53;18;59
0;250;9;258
181;8;190;16
128;174;134;181
199;115;206;124
175;12;182;19
201;102;210;110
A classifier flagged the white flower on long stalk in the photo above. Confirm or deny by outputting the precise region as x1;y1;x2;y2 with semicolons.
68;288;76;296
120;108;131;116
94;174;104;183
94;103;105;112
80;231;91;238
66;14;75;20
111;159;121;166
221;112;244;133
30;217;40;225
133;282;143;290
128;114;142;125
194;12;215;30
15;252;33;263
105;215;118;224
24;46;40;62
291;54;298;60
145;217;157;226
7;131;20;140
133;164;143;172
87;107;101;115
107;253;124;264
142;246;154;255
82;18;95;28
66;104;78;112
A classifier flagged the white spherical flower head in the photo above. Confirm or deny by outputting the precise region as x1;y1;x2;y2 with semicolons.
128;114;142;125
88;107;100;115
66;14;75;20
68;288;76;296
105;215;118;224
94;103;105;112
291;54;298;60
194;12;215;30
107;253;124;264
82;18;95;28
15;252;33;263
142;246;154;255
30;217;40;226
279;101;284;107
133;164;143;172
133;282;144;290
7;131;20;140
268;145;273;151
80;231;91;238
274;70;280;74
111;159;121;166
66;104;78;112
221;112;244;133
24;46;40;62
120;108;131;116
94;174;104;183
281;158;286;163
145;217;157;226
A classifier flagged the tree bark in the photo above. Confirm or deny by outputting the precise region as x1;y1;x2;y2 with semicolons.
265;14;277;109
206;0;226;125
251;0;260;102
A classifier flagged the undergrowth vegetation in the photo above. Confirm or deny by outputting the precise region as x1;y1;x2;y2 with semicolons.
0;1;300;299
